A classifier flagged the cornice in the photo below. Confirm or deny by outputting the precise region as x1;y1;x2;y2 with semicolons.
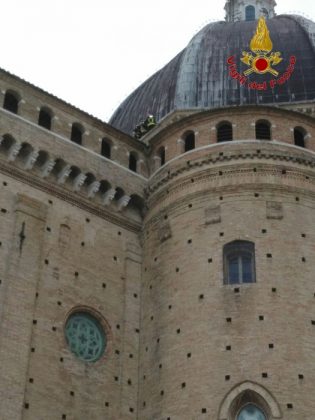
0;159;142;233
147;146;315;196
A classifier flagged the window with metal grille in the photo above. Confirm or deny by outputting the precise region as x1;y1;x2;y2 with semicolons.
237;404;266;420
294;127;306;148
223;240;255;284
217;122;233;142
256;121;271;140
245;5;256;21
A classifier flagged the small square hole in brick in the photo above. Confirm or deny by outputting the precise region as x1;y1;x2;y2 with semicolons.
220;232;224;237
189;204;192;208
115;349;120;355
160;390;164;396
60;357;63;362
208;258;212;263
262;372;268;378
52;326;57;331
177;328;181;334
70;391;74;396
282;169;286;175
129;407;134;413
301;233;306;238
159;364;162;369
262;229;267;233
220;196;223;200
199;294;204;300
202;408;207;413
31;348;35;353
298;374;304;380
302;257;306;262
24;403;29;409
225;375;230;381
259;315;264;321
105;402;109;407
226;317;232;323
254;193;259;197
311;320;315;325
62;415;67;419
57;301;62;306
181;382;186;388
188;239;192;244
46;227;51;232
114;376;119;382
296;197;299;202
269;343;274;349
266;253;272;258
187;352;192;358
287;403;293;409
272;287;277;293
74;271;79;277
234;287;240;293
29;378;34;383
226;345;231;351
86;218;90;223
133;293;137;298
81;241;85;247
168;305;172;310
102;283;106;289
3;182;7;186
176;267;180;273
129;354;133;358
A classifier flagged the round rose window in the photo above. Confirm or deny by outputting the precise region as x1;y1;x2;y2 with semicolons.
237;404;266;420
65;312;106;362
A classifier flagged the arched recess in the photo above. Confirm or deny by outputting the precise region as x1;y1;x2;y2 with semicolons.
245;5;256;21
294;126;307;148
218;381;282;420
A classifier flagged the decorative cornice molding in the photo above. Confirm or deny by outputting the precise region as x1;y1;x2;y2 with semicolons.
0;159;142;233
147;147;315;198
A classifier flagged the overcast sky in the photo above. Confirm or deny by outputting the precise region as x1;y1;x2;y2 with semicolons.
1;0;314;123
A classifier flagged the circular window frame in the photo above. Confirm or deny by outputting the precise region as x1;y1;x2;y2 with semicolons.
236;403;267;420
64;305;112;364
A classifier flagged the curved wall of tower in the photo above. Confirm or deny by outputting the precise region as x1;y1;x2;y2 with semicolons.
140;107;315;419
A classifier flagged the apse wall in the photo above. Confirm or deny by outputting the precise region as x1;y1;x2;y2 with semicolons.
140;109;315;419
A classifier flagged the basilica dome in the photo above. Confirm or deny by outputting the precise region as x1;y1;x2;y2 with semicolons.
110;13;315;135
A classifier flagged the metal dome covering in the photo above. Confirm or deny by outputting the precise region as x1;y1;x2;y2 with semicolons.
109;15;315;135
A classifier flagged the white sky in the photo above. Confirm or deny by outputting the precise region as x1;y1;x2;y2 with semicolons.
1;0;314;123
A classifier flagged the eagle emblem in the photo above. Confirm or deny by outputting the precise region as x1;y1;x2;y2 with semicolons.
241;16;282;77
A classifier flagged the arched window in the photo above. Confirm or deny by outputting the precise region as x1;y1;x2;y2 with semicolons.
294;127;306;148
3;91;19;114
71;123;83;145
223;240;255;285
184;132;195;152
129;152;138;172
217;122;233;142
237;404;266;420
38;107;52;130
245;5;256;21
256;120;271;140
101;138;111;158
158;146;166;166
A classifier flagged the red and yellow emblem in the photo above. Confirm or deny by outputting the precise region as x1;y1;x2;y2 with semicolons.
241;16;282;77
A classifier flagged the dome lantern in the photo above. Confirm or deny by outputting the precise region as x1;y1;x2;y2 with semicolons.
224;0;276;22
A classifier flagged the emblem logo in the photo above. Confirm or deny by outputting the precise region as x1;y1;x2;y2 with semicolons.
226;16;296;91
241;17;282;77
